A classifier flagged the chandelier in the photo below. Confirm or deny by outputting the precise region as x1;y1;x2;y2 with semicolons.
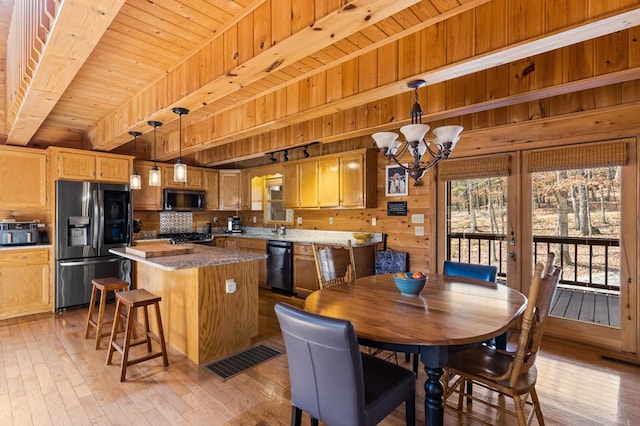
372;79;463;186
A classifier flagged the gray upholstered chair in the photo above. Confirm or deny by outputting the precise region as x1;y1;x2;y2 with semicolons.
274;302;416;426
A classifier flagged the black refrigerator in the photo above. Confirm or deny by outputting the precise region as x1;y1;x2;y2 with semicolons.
55;180;132;311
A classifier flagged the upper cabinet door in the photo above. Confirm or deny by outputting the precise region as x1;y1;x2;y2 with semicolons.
318;156;340;207
203;169;220;211
219;170;240;210
96;154;131;183
340;152;365;208
299;161;318;208
0;147;48;209
53;149;96;181
283;164;299;208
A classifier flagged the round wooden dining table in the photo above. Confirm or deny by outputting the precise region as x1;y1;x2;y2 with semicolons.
303;272;527;426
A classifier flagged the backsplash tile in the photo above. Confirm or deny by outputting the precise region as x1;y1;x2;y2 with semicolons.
159;211;193;234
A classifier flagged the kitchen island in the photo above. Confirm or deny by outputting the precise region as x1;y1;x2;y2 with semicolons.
110;244;267;365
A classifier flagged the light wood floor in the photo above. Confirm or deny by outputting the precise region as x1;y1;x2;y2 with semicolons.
1;289;639;425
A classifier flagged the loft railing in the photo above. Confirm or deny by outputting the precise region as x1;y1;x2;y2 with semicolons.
447;232;620;292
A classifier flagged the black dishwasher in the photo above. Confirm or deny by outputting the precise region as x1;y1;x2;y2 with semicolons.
267;240;294;294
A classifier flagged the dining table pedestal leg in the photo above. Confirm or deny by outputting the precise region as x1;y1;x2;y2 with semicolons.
420;346;448;426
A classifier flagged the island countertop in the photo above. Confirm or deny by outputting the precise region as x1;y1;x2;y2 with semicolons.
110;244;267;271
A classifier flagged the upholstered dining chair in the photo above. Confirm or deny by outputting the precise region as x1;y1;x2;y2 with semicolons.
274;302;416;426
444;262;562;425
312;240;356;289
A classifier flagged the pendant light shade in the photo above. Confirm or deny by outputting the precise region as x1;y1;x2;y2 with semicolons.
172;107;189;183
148;120;163;187
129;131;142;190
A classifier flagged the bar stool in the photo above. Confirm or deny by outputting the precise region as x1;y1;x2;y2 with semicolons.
84;277;129;349
106;289;169;382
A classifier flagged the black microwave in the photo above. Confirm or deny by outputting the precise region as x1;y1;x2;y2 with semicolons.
163;189;206;211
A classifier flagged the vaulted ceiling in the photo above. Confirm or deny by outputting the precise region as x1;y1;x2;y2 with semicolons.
2;0;640;167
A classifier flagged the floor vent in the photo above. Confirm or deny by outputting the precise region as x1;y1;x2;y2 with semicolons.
600;354;640;368
203;344;282;381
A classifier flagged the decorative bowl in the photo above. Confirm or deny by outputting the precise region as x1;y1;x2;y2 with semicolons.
352;232;372;243
393;273;427;295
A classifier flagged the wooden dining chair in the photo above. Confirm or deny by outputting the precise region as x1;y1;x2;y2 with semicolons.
444;262;562;425
274;302;416;426
312;241;356;289
312;241;398;363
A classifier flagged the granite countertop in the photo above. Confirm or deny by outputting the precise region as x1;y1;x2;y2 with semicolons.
210;228;382;247
110;244;267;271
134;229;382;247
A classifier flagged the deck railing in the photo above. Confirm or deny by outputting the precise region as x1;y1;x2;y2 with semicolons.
447;232;620;292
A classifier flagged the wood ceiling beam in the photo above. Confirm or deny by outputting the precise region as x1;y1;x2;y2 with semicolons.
87;0;423;152
5;0;126;145
185;7;640;163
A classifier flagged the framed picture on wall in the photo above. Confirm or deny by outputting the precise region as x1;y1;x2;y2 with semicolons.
385;164;409;197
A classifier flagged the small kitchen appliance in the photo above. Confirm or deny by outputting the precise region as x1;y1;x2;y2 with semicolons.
227;216;242;233
0;221;40;246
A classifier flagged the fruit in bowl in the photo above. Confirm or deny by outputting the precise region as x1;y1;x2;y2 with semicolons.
393;272;427;295
352;232;372;243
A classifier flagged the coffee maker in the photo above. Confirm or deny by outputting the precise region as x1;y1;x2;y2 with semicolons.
227;216;242;233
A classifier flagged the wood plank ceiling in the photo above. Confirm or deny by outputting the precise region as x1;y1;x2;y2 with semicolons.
2;0;640;167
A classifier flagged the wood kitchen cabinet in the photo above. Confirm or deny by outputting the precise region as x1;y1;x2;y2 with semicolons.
132;160;163;210
49;147;132;183
0;248;52;320
240;170;252;211
203;169;219;211
283;164;299;208
298;160;318;208
0;146;48;210
96;153;133;183
219;170;240;210
237;238;267;288
293;242;319;298
340;149;377;208
282;149;376;209
318;156;340;207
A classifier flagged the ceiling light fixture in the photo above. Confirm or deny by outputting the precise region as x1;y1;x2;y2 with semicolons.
129;131;142;190
265;142;319;163
148;120;163;187
172;107;189;183
372;79;463;186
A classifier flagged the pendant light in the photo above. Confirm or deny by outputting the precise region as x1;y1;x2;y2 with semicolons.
172;107;189;183
129;131;142;190
148;120;163;186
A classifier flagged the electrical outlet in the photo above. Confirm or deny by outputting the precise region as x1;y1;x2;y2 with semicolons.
225;279;236;294
329;216;334;225
297;216;303;225
213;217;218;223
415;226;424;236
411;214;424;224
371;217;377;226
252;216;257;223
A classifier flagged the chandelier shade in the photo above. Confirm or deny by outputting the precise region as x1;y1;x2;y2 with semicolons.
372;79;463;186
